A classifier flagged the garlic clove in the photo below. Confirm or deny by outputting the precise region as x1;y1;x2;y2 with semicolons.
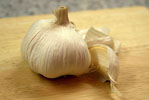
89;45;109;80
79;27;109;39
89;44;119;83
89;45;123;99
84;27;114;49
85;27;108;42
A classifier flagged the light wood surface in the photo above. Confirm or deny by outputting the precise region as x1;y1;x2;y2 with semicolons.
0;6;149;100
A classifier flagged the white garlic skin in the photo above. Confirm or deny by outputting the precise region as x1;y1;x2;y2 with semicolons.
21;19;91;78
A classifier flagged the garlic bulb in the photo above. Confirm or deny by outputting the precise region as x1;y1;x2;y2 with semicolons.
21;6;91;78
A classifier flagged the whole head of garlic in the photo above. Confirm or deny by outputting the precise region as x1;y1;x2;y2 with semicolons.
21;6;122;99
21;6;121;85
21;6;91;78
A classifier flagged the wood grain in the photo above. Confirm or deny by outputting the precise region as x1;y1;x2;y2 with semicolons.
0;6;149;100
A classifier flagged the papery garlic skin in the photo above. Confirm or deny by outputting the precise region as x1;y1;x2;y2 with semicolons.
21;7;91;78
83;27;114;49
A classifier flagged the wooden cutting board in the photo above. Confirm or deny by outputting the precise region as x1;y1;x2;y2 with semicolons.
0;6;149;100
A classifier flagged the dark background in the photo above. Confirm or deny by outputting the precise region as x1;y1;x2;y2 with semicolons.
0;0;148;18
